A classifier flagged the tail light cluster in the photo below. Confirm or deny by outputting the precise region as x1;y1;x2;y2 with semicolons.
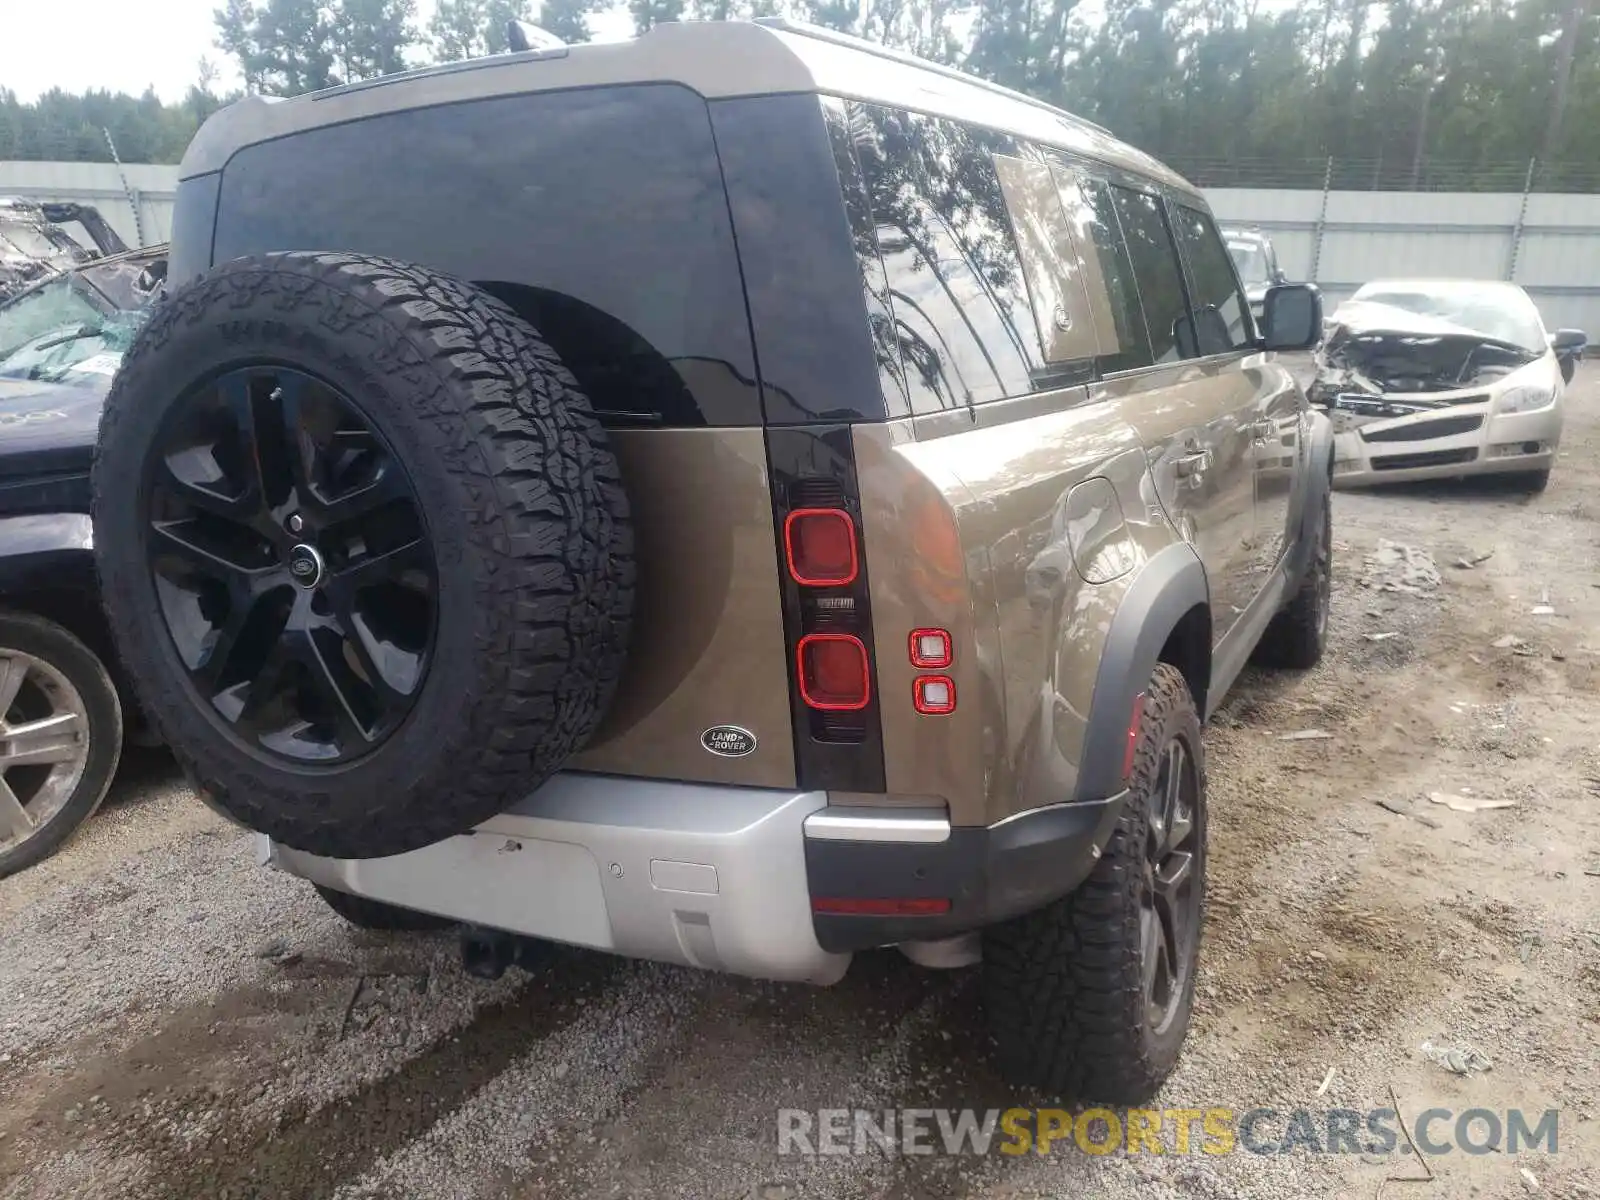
783;485;873;721
767;428;886;793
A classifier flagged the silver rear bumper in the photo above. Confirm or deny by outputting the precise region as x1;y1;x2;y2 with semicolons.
262;774;857;984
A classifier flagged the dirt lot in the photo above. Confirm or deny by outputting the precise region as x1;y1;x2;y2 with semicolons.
4;370;1599;1200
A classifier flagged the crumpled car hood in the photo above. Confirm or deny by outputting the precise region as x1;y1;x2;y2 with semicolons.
1329;299;1503;342
1311;299;1540;403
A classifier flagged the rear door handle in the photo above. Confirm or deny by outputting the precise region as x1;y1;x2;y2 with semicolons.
1175;449;1211;478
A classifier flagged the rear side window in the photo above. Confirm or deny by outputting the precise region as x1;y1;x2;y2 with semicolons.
212;86;758;427
991;153;1098;379
850;103;1042;411
1108;186;1192;365
1171;204;1254;353
1061;175;1153;374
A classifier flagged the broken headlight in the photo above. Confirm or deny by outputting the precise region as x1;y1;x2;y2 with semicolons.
1496;385;1555;414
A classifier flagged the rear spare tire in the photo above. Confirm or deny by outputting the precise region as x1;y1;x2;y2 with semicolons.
92;253;633;859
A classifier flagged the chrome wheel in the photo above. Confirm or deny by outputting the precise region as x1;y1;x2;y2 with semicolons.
145;366;438;765
0;651;91;850
1141;734;1201;1037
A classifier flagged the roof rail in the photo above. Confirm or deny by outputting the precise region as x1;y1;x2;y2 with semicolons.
754;17;1114;139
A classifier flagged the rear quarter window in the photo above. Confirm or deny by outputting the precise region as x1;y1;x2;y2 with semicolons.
211;86;759;427
991;153;1098;379
850;104;1043;411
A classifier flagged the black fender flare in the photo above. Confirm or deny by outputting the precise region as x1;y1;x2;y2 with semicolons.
0;514;95;594
1284;408;1334;586
1072;540;1210;804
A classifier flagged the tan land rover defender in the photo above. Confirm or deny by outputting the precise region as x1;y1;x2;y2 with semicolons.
92;19;1330;1101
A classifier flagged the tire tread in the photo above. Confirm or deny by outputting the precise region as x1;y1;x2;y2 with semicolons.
981;663;1205;1103
92;253;633;858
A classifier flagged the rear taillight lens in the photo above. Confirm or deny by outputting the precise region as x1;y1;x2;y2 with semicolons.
812;896;951;916
908;628;952;669
784;508;859;586
912;675;956;715
797;633;871;711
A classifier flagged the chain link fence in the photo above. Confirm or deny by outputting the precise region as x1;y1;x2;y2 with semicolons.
1165;156;1600;194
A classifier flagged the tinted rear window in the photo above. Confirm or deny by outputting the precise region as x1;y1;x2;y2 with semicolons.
212;86;759;427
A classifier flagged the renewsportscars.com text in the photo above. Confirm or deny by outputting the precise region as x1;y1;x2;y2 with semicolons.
777;1107;1560;1158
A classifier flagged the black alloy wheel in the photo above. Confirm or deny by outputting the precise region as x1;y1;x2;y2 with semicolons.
1142;734;1202;1039
145;366;437;766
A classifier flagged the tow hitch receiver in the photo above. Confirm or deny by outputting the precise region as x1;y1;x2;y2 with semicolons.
458;926;550;980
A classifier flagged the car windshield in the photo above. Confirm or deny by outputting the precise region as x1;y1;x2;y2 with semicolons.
0;274;150;385
1351;283;1547;353
1227;241;1269;285
0;218;77;261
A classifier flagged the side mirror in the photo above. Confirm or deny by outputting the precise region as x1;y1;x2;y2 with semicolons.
1553;328;1585;384
1260;283;1323;351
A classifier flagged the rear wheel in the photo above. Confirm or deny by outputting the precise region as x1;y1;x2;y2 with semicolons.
314;884;454;931
982;663;1206;1102
93;253;634;859
0;612;123;879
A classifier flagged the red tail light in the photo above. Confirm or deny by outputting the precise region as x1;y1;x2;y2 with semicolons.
812;896;951;916
912;675;956;715
797;633;871;711
784;508;859;586
909;628;952;668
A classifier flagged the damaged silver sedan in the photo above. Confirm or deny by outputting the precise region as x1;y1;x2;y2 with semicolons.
1310;280;1582;491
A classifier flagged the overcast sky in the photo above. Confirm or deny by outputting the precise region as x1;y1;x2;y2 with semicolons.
8;0;638;103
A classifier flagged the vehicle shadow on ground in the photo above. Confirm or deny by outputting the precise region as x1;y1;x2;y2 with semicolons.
1334;474;1544;503
98;744;184;816
108;744;180;787
1212;661;1307;721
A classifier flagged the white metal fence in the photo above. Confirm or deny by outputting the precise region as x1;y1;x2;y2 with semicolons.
1207;187;1600;335
5;159;1599;336
0;161;178;250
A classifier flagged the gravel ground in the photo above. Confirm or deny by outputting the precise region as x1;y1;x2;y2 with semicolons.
5;370;1600;1200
